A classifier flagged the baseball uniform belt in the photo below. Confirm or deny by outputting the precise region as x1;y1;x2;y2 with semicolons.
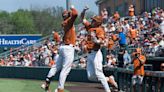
65;44;74;47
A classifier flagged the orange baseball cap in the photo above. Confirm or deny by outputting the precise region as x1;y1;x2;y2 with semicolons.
91;16;103;24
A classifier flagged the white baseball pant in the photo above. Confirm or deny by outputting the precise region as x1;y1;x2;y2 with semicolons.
87;49;111;92
47;45;74;89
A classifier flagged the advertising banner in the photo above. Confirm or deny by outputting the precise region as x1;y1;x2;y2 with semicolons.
0;35;42;47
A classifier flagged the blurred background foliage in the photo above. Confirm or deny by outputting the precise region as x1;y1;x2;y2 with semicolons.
0;6;95;36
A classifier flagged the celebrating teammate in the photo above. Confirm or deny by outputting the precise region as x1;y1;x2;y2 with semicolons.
41;5;78;92
80;7;118;92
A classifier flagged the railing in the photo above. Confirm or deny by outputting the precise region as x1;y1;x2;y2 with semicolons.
104;67;164;92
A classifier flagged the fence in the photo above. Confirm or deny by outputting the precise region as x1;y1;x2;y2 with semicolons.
104;67;164;92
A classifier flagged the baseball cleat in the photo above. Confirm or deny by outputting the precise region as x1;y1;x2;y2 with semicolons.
54;88;64;92
41;83;51;92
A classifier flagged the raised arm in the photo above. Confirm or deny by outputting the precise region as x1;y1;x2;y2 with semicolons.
80;6;89;22
68;5;78;26
80;6;91;28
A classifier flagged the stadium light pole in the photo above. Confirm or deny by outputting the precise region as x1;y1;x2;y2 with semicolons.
66;0;71;10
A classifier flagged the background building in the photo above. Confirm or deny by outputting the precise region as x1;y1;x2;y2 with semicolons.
96;0;164;16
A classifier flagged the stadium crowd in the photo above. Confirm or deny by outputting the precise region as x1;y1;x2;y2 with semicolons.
0;6;164;70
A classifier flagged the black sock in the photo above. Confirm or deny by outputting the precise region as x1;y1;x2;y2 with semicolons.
45;77;52;90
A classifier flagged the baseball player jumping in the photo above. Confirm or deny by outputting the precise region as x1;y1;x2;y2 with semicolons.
80;7;118;92
41;5;78;92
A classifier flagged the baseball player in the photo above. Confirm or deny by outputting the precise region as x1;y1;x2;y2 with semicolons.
81;7;118;92
41;5;78;92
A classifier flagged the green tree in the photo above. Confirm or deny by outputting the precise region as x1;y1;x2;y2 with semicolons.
0;7;95;36
0;11;13;34
31;6;64;36
10;9;36;34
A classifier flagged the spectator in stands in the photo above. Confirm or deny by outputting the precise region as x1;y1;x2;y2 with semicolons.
42;46;51;66
106;55;117;67
117;48;124;68
0;58;5;66
107;23;116;32
77;57;86;69
129;25;138;43
160;63;164;71
107;36;115;54
7;54;14;66
23;52;32;67
51;46;59;64
129;4;135;21
14;55;22;66
159;35;164;47
117;27;127;48
160;17;164;34
132;48;146;92
151;39;160;56
113;11;120;22
101;8;108;24
52;29;60;45
123;50;131;68
123;20;130;33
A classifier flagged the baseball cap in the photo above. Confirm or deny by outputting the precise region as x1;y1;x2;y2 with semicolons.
91;16;103;24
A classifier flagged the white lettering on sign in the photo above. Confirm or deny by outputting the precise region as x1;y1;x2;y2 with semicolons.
0;38;37;45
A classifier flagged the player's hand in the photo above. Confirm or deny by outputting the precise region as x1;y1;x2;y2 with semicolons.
84;5;89;10
70;5;75;9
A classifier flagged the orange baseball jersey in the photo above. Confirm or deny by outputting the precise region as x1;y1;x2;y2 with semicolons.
83;21;105;51
62;8;78;46
133;55;146;76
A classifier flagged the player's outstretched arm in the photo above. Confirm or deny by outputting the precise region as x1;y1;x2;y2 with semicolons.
80;5;89;22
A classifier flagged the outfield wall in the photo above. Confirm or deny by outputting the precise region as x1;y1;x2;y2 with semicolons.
0;66;89;82
0;66;163;81
0;66;163;91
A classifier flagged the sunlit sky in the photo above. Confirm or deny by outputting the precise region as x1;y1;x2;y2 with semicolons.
0;0;98;14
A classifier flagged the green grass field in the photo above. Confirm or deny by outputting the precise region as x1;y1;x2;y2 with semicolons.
0;78;74;92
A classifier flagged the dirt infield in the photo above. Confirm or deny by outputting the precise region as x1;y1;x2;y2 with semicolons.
65;82;117;92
